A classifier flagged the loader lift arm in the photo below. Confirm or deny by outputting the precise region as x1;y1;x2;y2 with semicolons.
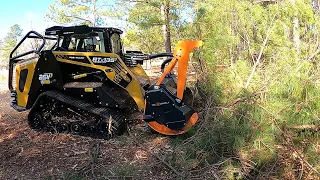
156;40;203;99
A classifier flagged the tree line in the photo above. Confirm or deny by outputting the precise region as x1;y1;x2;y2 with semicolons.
0;0;192;68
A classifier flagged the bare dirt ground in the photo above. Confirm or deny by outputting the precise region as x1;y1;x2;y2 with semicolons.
0;64;201;180
0;90;177;180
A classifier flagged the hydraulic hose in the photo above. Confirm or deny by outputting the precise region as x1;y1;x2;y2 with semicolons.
145;52;174;72
161;58;173;72
147;52;173;60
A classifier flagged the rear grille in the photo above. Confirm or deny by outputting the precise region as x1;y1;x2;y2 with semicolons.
110;58;126;75
63;82;103;88
124;51;146;67
107;58;132;87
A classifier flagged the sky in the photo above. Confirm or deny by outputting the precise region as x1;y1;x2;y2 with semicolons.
0;0;193;39
0;0;56;39
0;0;129;40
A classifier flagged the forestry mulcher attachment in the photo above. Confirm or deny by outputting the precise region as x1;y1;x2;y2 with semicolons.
8;25;202;139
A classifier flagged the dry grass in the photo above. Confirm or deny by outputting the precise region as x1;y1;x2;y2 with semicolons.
2;59;318;179
0;91;178;179
0;69;7;92
169;58;320;179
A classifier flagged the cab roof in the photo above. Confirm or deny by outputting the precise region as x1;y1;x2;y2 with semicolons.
45;25;123;36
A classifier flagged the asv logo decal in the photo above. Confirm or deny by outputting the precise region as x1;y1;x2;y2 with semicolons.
92;57;116;63
39;73;53;84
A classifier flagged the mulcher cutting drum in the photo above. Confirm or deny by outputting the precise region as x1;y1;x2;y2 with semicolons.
144;85;195;130
8;25;203;138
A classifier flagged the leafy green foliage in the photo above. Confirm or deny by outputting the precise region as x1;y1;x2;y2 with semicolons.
46;0;117;26
0;24;22;68
124;28;164;53
161;0;320;178
123;0;195;53
128;1;163;28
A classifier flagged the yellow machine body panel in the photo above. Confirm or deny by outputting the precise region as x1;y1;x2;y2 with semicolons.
15;57;38;107
53;51;146;111
129;64;150;89
129;64;150;81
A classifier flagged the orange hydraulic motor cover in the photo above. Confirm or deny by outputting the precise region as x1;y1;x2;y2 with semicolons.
147;40;203;135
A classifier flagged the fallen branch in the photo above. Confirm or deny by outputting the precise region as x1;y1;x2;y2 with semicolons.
182;96;215;145
290;146;320;175
308;35;320;60
130;134;183;177
245;15;276;89
225;90;268;107
188;157;231;176
76;140;101;179
289;125;320;131
282;132;320;175
255;0;281;4
308;46;320;60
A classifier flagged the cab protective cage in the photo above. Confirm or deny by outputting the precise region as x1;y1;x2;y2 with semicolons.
8;31;57;92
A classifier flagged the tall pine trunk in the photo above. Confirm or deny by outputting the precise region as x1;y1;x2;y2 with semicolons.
161;2;172;53
92;0;96;26
290;0;300;53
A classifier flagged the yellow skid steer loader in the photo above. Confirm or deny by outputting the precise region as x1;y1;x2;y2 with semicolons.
8;25;202;139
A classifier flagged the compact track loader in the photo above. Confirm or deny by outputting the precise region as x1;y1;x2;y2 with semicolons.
8;25;202;139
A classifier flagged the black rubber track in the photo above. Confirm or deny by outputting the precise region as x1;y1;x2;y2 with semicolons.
28;90;126;139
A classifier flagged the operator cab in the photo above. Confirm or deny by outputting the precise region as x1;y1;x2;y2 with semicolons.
45;25;123;56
